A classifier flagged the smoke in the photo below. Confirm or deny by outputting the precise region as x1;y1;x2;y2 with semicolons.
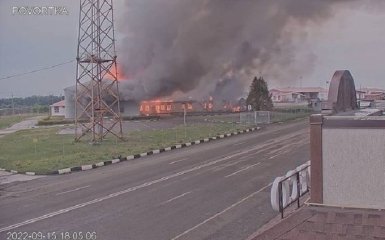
210;78;244;102
116;0;378;101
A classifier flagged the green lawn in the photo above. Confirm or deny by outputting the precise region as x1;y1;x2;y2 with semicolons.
210;111;312;124
0;114;37;129
270;111;312;123
0;123;252;174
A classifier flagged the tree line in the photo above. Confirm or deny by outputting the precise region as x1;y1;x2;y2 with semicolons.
0;95;63;109
0;95;63;115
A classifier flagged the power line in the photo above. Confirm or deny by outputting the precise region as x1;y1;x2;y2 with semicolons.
0;59;75;81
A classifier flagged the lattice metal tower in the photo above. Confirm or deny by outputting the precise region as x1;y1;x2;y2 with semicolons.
75;0;123;142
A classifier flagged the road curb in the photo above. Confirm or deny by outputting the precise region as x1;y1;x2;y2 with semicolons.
0;126;261;176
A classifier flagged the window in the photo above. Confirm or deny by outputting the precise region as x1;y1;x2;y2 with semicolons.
161;105;165;111
167;105;171;111
54;106;59;113
145;105;150;111
187;103;192;110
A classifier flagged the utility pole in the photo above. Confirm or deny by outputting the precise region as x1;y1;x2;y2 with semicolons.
75;0;123;143
11;93;15;115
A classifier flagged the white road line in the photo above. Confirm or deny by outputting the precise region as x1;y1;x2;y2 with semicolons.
169;158;189;165
170;183;272;240
224;162;261;178
269;153;282;159
210;150;265;172
55;185;90;196
238;153;256;160
233;141;247;146
161;191;192;205
0;151;247;233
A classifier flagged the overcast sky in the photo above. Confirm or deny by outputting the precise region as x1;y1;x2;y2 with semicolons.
1;0;385;98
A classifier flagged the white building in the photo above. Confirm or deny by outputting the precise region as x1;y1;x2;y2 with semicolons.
50;100;65;117
270;87;328;103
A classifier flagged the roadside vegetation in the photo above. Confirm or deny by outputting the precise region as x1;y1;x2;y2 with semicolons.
0;122;252;174
37;116;74;126
37;115;161;126
270;108;313;123
206;108;313;124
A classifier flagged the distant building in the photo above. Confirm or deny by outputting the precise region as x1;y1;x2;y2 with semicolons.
356;90;366;100
50;100;65;117
269;87;328;103
359;87;385;101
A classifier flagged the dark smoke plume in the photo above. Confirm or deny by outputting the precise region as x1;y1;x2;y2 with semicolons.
116;0;378;101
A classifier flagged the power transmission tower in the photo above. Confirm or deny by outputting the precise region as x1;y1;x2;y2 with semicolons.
75;0;123;143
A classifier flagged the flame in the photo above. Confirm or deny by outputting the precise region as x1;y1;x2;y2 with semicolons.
106;64;127;81
139;99;174;115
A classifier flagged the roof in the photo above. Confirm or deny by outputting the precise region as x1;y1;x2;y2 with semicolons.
249;205;385;240
270;87;328;94
51;100;65;107
360;88;385;93
365;93;385;97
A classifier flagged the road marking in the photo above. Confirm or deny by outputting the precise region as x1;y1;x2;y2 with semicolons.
170;183;272;240
55;185;90;196
0;129;306;232
212;148;268;171
269;151;290;159
224;162;261;178
169;158;189;165
238;153;256;160
0;151;247;233
161;191;192;205
233;141;247;146
269;153;281;159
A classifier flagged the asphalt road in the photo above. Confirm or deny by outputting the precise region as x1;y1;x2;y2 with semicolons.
0;119;309;240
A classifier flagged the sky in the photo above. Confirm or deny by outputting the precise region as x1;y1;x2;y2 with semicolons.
1;0;385;98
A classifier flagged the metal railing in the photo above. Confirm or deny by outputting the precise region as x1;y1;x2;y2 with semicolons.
271;162;310;218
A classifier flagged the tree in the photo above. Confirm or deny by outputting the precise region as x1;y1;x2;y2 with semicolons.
246;76;273;111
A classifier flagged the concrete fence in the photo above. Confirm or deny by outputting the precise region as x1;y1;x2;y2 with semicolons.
310;114;385;209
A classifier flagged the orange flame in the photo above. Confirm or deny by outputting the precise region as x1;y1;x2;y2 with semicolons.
139;99;175;115
106;64;126;81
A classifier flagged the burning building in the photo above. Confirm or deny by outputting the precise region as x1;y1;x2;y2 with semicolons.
139;100;203;116
63;81;243;119
139;97;243;116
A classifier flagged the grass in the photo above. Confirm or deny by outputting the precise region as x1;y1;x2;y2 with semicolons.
270;111;312;123
209;110;312;124
0;114;38;129
205;114;241;122
37;116;161;126
37;116;74;126
0;122;252;174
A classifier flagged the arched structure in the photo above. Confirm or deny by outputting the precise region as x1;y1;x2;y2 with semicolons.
327;70;358;113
